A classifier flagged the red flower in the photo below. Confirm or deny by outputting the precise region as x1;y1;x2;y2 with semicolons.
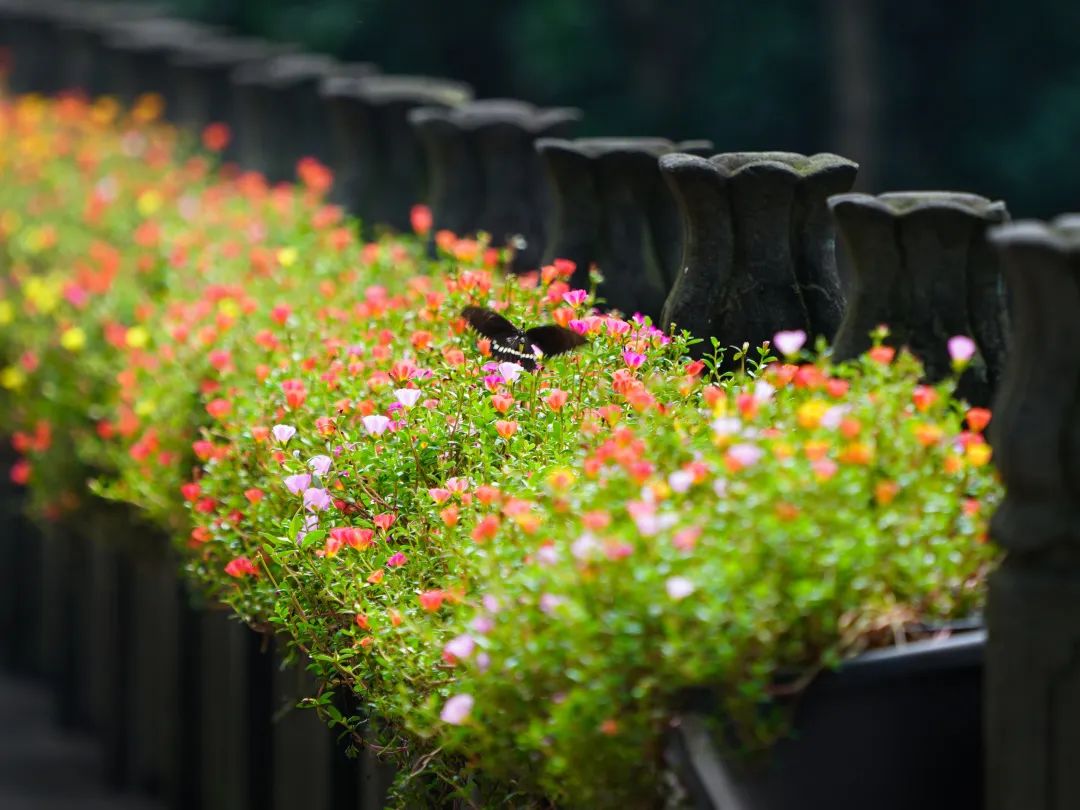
373;513;396;532
225;557;258;578
418;590;446;611
201;123;231;152
410;205;433;236
471;515;501;543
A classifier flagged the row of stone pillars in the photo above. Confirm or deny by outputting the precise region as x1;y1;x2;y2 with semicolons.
1;2;1078;810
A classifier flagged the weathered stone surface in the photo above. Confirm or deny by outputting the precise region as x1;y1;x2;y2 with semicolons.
986;214;1080;810
536;137;712;319
831;191;1009;405
410;100;581;271
660;152;856;361
322;75;473;234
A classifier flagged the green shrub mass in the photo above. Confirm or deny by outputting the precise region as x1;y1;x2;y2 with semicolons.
0;94;1000;807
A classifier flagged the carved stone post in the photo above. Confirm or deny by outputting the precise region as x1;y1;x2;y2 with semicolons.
536;138;712;318
103;17;223;113
410;100;581;271
169;37;295;159
51;2;165;99
985;215;1080;810
830;192;1009;405
322;76;473;233
659;151;857;361
232;54;377;185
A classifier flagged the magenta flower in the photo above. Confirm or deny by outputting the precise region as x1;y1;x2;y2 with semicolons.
272;424;296;444
386;552;407;567
303;488;331;511
440;694;474;725
284;473;311;494
562;289;588;306
362;414;391;436
443;634;476;661
772;329;807;357
308;455;332;476
568;319;589;335
394;388;422;408
666;576;696;600
622;351;646;369
948;335;977;365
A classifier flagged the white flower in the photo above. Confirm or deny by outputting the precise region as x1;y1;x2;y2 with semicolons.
666;576;696;601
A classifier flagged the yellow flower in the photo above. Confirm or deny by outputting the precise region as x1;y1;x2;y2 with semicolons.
23;277;60;314
125;326;150;349
137;190;163;218
966;443;992;467
796;399;829;429
217;298;240;319
0;300;13;325
60;327;86;352
135;399;157;417
1;366;26;390
277;247;298;268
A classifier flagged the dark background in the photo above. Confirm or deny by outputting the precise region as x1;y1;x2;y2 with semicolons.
156;0;1079;218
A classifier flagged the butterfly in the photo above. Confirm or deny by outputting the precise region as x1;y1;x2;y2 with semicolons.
460;306;587;371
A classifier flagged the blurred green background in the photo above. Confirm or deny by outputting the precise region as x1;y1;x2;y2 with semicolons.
158;0;1079;218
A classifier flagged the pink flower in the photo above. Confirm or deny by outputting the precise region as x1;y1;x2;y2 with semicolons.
605;318;631;336
539;593;563;614
668;470;694;494
395;388;422;408
498;362;524;383
562;289;588;306
948;335;977;365
666;576;696;600
303;488;332;511
571;531;600;560
440;694;474;725
622;351;646;368
443;634;476;661
386;552;407;567
482;595;500;614
773;329;807;357
726;443;763;468
362;414;391;435
536;545;559;566
284;473;312;494
428;487;452;504
471;614;494;634
568;319;589;335
272;424;296;444
308;455;332;476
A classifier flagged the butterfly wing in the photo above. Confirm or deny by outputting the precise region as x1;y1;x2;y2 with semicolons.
524;325;587;358
461;306;536;367
461;306;520;343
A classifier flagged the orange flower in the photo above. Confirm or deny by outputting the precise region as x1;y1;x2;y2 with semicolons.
913;423;944;447
471;514;501;543
839;442;874;465
966;407;991;433
492;394;514;414
366;569;385;584
874;480;899;505
912;385;937;412
495;420;518;439
544;389;569;411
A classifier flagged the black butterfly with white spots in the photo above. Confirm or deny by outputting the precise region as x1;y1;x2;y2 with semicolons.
460;306;587;371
